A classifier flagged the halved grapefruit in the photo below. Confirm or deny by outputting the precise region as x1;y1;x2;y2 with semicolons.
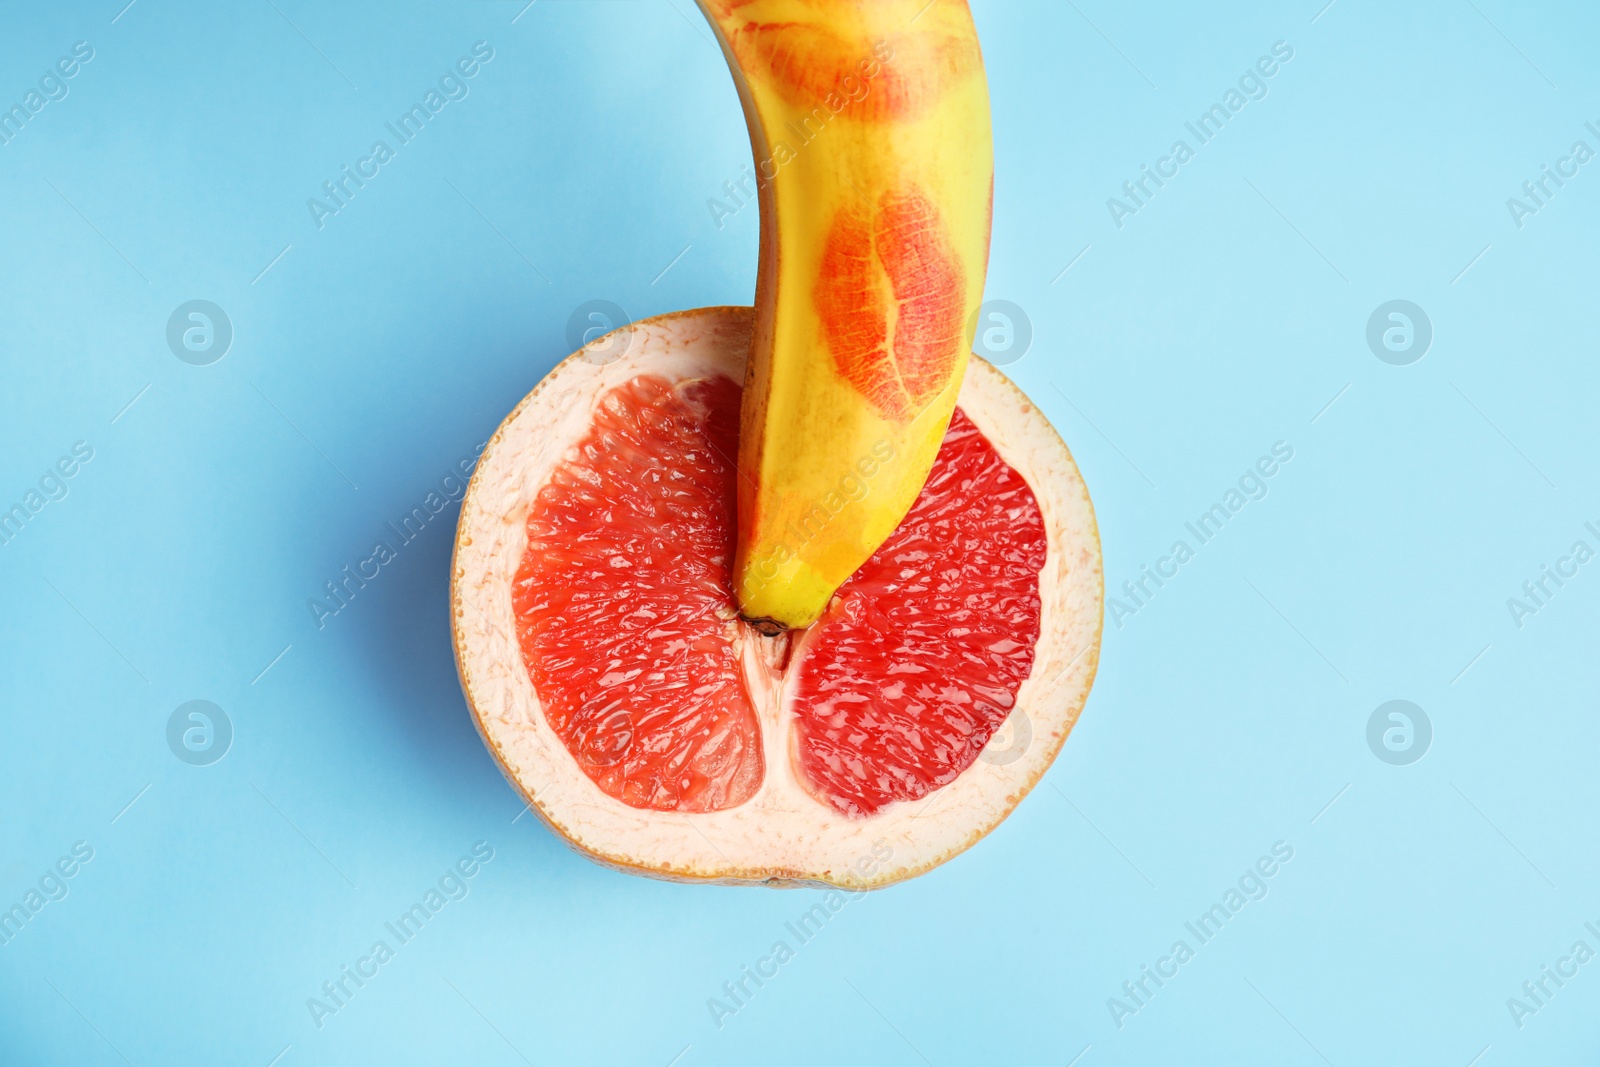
451;307;1101;888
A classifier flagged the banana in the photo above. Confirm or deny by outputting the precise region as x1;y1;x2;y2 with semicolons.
697;0;994;630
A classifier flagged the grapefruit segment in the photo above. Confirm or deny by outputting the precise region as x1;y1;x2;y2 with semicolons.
792;408;1047;816
512;374;763;813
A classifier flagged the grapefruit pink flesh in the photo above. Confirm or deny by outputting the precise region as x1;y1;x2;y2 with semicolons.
513;372;1046;818
513;375;763;813
793;408;1046;816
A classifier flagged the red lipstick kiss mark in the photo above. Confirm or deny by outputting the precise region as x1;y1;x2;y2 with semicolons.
814;188;967;422
708;2;980;122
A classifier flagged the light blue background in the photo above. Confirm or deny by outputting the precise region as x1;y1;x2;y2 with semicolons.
2;1;1596;1064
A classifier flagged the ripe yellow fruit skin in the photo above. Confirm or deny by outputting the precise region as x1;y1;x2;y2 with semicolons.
698;0;994;629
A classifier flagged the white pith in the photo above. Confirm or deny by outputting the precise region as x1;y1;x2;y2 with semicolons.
451;307;1102;889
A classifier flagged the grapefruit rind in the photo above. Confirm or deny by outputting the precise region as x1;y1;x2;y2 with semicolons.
451;307;1102;889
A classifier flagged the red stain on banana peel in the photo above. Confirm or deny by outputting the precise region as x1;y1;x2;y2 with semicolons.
814;187;967;422
704;0;982;122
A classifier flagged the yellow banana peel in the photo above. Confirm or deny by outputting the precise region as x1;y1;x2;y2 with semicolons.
698;0;995;630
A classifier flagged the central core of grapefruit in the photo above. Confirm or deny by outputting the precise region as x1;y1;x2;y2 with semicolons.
512;371;1046;819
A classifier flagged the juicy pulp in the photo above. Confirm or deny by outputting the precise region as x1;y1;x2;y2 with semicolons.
512;371;1045;819
512;375;762;813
